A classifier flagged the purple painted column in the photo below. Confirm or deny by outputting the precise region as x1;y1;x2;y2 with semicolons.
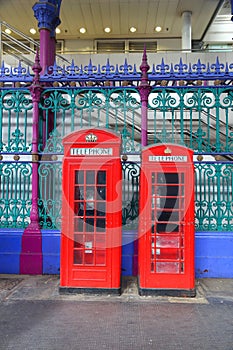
33;1;62;142
20;51;43;274
138;47;151;147
33;0;61;72
39;29;51;72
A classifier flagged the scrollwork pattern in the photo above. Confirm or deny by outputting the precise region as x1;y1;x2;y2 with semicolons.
0;163;32;228
195;163;233;231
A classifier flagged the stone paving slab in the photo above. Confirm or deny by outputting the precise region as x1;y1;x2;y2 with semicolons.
0;275;233;350
0;298;233;350
0;275;210;304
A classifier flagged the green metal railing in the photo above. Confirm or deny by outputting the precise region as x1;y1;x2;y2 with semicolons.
148;87;233;152
0;161;32;228
1;87;233;231
39;88;141;154
195;162;233;231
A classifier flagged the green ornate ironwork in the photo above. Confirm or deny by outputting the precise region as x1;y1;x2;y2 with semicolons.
1;83;233;232
37;159;140;230
38;88;141;153
38;161;62;229
0;90;32;153
148;87;233;153
195;162;233;231
122;161;140;228
0;162;32;228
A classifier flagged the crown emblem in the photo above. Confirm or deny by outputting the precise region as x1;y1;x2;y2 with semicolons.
164;147;172;154
85;133;98;142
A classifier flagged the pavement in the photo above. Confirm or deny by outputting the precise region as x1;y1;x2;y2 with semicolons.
0;275;233;350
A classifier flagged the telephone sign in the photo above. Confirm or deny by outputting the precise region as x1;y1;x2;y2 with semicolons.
138;144;195;296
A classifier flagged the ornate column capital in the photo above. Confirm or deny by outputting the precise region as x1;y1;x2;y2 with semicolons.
33;0;61;32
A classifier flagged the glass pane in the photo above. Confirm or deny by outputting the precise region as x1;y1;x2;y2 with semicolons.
97;202;106;216
161;198;178;209
97;171;106;184
96;218;105;232
74;250;83;264
157;210;179;221
85;219;94;232
181;173;184;184
86;186;95;201
86;171;95;184
74;234;84;248
96;234;106;247
152;173;155;184
84;252;94;265
167;185;179;196
74;218;84;232
157;173;179;184
156;223;179;233
79;186;84;199
97;186;106;200
156;262;180;274
75;170;84;184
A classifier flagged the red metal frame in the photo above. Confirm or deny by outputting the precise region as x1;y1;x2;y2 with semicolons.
60;129;122;292
138;144;195;295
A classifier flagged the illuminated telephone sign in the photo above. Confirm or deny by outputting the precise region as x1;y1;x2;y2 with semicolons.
138;144;195;296
60;129;122;294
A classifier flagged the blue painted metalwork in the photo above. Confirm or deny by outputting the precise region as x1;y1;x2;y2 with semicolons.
1;56;233;86
38;57;233;87
148;57;233;85
195;232;233;278
0;229;23;273
0;62;32;83
42;229;60;274
40;59;140;85
33;0;61;33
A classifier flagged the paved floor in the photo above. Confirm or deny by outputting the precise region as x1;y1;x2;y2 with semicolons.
0;275;233;350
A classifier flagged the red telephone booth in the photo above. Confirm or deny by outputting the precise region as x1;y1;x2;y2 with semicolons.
138;144;195;296
60;128;122;294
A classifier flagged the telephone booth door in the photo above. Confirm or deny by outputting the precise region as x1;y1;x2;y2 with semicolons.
60;129;122;294
138;144;195;296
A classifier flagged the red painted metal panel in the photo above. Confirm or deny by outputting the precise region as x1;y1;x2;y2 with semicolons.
60;129;122;291
138;144;195;294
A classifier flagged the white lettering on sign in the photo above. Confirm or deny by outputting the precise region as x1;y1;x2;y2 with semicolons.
70;148;113;156
149;155;188;162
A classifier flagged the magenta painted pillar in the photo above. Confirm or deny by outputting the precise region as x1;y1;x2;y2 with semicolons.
20;51;43;274
138;47;151;147
39;29;51;72
33;0;62;72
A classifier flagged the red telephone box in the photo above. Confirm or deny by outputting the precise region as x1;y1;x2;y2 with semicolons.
60;128;122;294
138;144;195;296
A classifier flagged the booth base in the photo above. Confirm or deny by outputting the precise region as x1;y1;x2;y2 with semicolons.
138;287;196;297
59;287;121;295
